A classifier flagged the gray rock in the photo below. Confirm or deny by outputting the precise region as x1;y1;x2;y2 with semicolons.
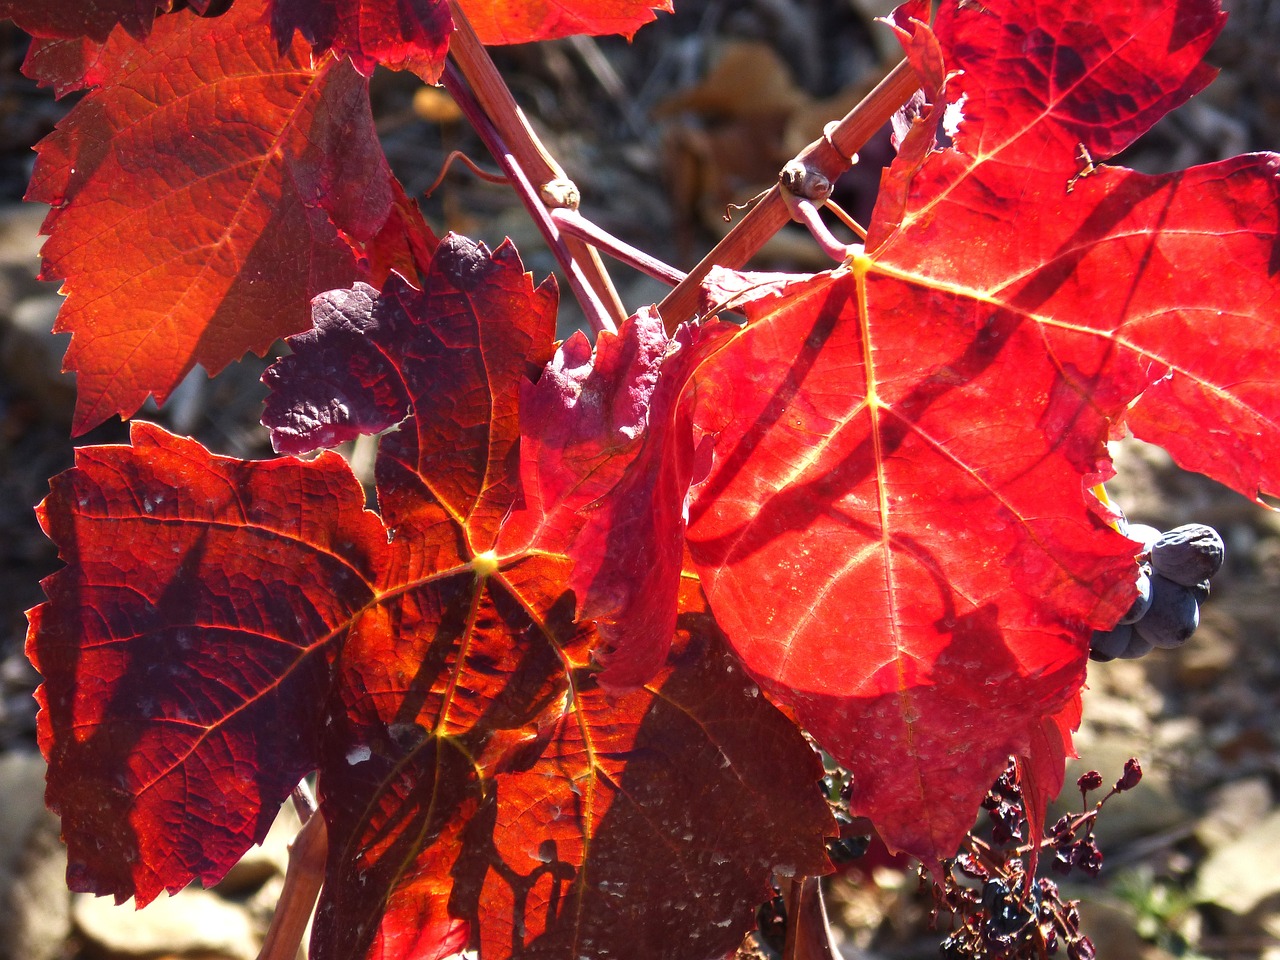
73;885;259;960
1194;808;1280;917
1195;777;1274;852
0;750;71;960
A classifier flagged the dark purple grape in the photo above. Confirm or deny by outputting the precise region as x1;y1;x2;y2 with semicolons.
1133;574;1199;648
1190;578;1210;603
1150;523;1224;587
1123;522;1162;552
1118;628;1156;659
1088;622;1132;661
1117;569;1152;624
981;877;1010;915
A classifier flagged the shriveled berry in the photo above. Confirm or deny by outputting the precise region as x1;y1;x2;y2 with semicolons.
1076;770;1103;793
1072;839;1103;877
1150;523;1224;587
1115;757;1142;791
1068;935;1097;960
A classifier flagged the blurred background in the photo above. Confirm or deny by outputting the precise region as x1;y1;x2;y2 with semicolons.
0;0;1277;957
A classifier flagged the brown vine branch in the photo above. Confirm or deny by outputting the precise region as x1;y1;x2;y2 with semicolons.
442;62;618;333
782;877;842;960
444;1;628;329
255;808;328;960
657;57;920;332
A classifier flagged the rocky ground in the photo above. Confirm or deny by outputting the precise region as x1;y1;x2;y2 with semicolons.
1;1;1278;958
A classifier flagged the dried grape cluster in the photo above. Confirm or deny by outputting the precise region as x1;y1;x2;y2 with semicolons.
929;758;1142;959
1090;522;1224;661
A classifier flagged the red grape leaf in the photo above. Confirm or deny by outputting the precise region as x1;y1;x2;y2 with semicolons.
268;238;830;957
26;0;396;435
27;421;388;905
288;238;827;956
30;235;834;955
503;309;737;689
0;0;181;42
23;35;126;96
269;0;451;76
684;0;1280;866
460;0;672;45
1016;691;1081;875
364;178;440;289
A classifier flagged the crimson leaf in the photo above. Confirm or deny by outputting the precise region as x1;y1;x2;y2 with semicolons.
674;0;1280;866
25;0;395;434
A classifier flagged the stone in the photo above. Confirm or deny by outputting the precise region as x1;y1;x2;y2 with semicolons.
1194;808;1280;917
1194;777;1274;852
73;886;259;960
0;751;71;960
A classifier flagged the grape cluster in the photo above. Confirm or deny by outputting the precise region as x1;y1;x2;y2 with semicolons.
930;758;1143;959
1090;522;1224;662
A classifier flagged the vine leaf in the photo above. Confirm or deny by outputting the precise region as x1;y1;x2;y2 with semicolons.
1017;692;1082;875
269;0;451;75
271;0;673;74
0;0;186;42
459;0;672;46
31;236;833;959
679;0;1280;866
8;0;671;81
25;0;396;435
27;422;388;906
504;309;737;689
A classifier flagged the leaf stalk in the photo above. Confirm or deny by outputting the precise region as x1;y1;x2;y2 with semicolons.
444;1;627;330
657;57;919;331
549;207;688;287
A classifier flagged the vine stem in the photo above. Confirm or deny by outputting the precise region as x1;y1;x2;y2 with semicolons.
782;877;842;960
444;1;627;332
657;57;919;332
550;207;688;287
255;807;328;960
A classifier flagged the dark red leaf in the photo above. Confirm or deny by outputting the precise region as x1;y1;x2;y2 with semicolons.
264;235;558;539
1017;692;1081;875
269;0;450;76
27;422;386;905
459;0;672;45
0;0;168;42
25;0;396;435
504;309;736;689
683;0;1280;866
364;179;440;289
22;36;115;96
